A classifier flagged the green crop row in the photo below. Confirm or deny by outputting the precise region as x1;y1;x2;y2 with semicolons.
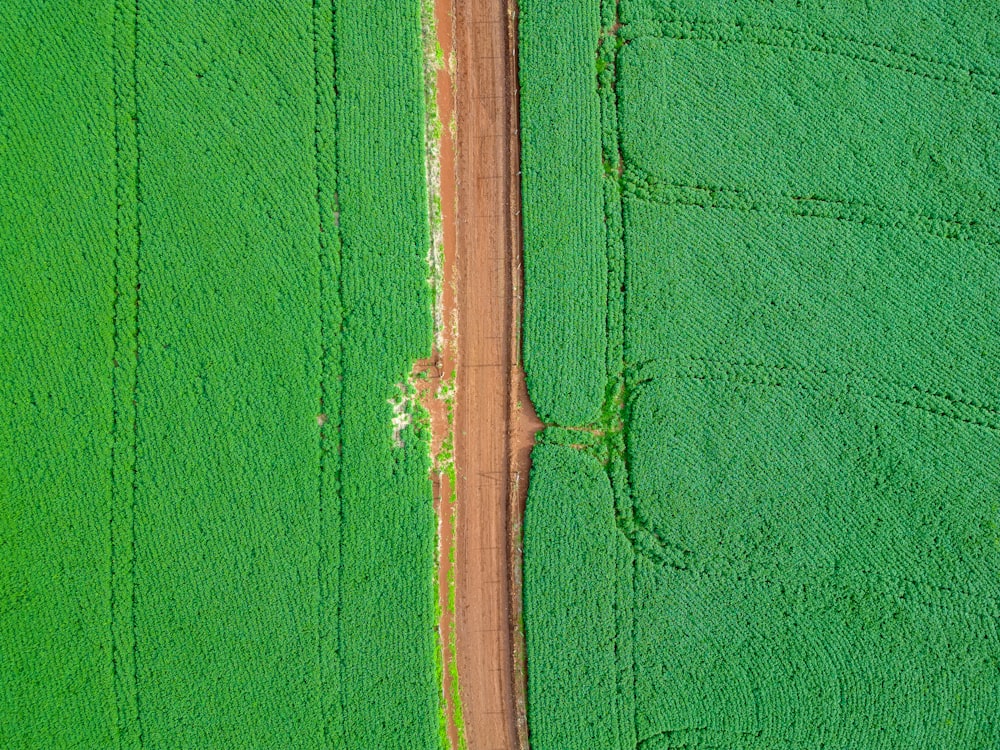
523;439;620;750
334;0;438;745
519;0;635;747
518;0;607;426
1;3;120;745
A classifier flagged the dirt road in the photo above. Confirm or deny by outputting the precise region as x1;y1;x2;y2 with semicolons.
445;0;541;747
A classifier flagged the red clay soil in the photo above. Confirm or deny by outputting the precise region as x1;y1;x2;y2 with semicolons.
445;0;541;748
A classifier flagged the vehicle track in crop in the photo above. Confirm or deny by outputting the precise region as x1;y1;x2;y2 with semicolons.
443;0;540;747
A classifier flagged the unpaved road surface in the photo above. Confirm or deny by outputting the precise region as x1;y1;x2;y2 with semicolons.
449;0;540;748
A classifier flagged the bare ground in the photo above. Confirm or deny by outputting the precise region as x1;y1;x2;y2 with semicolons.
441;0;541;747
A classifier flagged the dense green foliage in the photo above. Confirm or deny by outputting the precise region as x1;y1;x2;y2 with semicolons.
0;3;118;746
1;1;436;747
334;1;438;745
518;0;607;426
523;438;620;750
521;0;1000;747
133;5;323;744
628;377;1000;747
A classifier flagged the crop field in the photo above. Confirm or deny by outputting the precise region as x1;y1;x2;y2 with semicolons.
1;1;439;748
521;1;1000;748
7;0;1000;747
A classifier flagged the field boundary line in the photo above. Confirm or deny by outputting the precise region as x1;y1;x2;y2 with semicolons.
311;0;342;745
621;17;1000;98
110;0;143;746
310;8;323;742
326;0;348;745
332;3;352;742
636;726;763;749
597;1;639;747
680;355;1000;418
631;356;1000;433
623;169;1000;247
128;1;145;744
622;510;1000;624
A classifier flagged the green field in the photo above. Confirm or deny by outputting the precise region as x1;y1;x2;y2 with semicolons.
521;1;1000;748
1;1;438;747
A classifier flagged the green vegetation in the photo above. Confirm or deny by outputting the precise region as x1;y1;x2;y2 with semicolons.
523;439;619;750
2;1;437;747
520;0;1000;748
518;0;607;425
334;3;448;742
0;3;118;746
